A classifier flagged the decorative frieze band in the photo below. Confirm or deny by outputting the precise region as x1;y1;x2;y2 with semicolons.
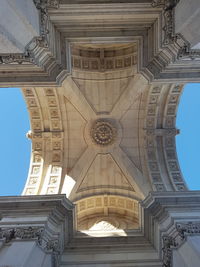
71;45;137;72
0;226;43;243
0;226;60;266
0;226;60;252
72;54;136;72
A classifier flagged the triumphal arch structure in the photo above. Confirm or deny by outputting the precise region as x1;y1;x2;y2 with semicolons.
0;0;200;266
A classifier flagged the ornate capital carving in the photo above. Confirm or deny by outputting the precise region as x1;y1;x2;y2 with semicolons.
152;0;200;61
162;235;178;267
152;0;181;45
176;222;200;239
178;44;200;60
0;225;60;266
0;227;44;243
0;52;34;65
162;222;200;267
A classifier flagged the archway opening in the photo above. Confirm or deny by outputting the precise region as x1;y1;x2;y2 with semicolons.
0;88;30;196
176;83;200;190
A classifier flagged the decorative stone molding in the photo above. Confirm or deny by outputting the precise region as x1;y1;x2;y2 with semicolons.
162;222;200;267
90;119;117;146
0;0;67;86
76;195;139;231
0;1;51;66
0;52;35;65
145;86;166;192
151;0;200;59
0;226;60;254
152;0;180;45
0;227;44;244
0;196;74;267
178;44;200;60
71;44;137;72
162;235;178;267
145;84;186;192
22;88;45;195
34;0;60;9
22;87;63;196
163;85;187;191
176;222;200;239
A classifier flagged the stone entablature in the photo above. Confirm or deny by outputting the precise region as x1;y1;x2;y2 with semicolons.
142;191;200;267
0;195;74;267
0;0;200;85
71;44;137;72
162;222;200;267
1;193;200;266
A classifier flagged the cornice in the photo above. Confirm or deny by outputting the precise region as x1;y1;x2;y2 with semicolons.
141;191;200;266
0;0;200;84
0;0;66;86
144;0;200;81
0;194;74;212
162;222;200;267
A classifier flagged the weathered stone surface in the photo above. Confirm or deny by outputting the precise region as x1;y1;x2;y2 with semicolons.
0;1;200;266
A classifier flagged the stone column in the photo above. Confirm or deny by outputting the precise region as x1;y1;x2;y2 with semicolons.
0;0;40;53
0;195;74;267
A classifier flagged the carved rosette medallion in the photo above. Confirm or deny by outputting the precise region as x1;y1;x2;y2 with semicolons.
90;119;117;146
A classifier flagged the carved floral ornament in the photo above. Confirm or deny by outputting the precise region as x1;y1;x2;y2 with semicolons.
0;226;61;267
90;119;117;146
162;222;200;267
0;226;59;253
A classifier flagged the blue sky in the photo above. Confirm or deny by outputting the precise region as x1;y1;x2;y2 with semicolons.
176;83;200;190
0;85;199;195
0;88;30;195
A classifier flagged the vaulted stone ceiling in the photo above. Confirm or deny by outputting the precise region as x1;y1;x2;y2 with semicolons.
0;0;193;232
21;41;187;230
